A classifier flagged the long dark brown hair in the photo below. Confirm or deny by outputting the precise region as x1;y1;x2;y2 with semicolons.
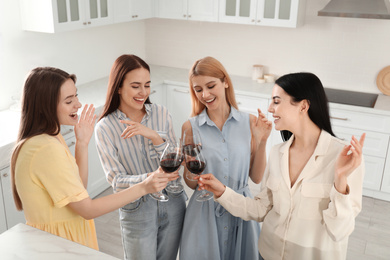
11;67;76;210
99;54;151;121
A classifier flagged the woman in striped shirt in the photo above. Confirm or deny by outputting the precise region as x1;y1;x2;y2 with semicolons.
95;54;186;260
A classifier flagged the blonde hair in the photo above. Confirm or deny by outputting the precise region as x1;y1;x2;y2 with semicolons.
189;57;238;116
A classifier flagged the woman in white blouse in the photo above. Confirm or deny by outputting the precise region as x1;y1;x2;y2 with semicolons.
197;72;365;260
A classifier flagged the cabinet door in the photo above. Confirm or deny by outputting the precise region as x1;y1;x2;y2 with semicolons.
256;0;302;27
166;85;192;138
85;0;114;27
149;85;166;107
130;0;154;20
53;0;86;32
113;0;132;22
381;141;390;193
0;171;7;233
219;0;257;24
157;0;187;20
87;132;110;198
0;167;26;230
187;0;219;22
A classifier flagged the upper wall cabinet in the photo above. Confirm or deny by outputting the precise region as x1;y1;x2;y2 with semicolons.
20;0;114;33
156;0;219;22
114;0;154;23
219;0;306;28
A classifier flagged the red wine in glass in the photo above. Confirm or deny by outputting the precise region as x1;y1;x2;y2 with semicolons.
161;154;182;173
186;160;206;175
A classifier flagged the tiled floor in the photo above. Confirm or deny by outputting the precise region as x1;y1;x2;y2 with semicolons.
95;188;390;260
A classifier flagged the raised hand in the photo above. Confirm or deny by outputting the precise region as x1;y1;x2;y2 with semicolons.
251;108;272;145
74;104;96;146
334;133;366;194
120;120;163;144
196;173;226;198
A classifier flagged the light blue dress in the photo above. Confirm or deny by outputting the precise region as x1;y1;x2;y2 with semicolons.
180;108;261;260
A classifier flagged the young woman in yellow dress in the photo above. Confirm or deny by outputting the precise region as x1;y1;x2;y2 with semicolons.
10;67;176;249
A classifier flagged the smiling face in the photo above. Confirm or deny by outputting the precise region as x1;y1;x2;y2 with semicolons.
118;68;151;114
268;84;301;131
191;75;228;111
57;78;82;126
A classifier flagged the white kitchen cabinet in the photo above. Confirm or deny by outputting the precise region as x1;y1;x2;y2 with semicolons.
332;126;388;191
113;0;154;23
166;85;192;138
381;143;390;193
219;0;305;27
149;85;166;107
0;171;7;233
0;167;26;231
157;0;219;22
219;0;257;24
20;0;114;33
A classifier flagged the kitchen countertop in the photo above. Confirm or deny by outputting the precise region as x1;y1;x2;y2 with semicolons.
1;64;390;168
0;223;119;259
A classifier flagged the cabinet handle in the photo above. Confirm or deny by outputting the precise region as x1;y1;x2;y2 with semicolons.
62;129;74;136
237;102;242;105
68;141;76;148
188;15;191;18
331;116;348;121
88;21;91;25
135;15;138;18
3;173;8;178
83;22;87;25
150;90;157;95
251;19;255;22
257;20;261;23
183;14;187;17
174;88;189;94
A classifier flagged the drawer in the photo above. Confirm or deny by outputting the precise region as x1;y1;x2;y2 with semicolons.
330;108;390;134
236;95;269;116
333;126;389;158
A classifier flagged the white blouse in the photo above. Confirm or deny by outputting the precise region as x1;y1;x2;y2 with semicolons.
216;130;364;260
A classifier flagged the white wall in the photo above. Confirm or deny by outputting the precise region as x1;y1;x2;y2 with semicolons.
0;1;146;111
145;0;390;94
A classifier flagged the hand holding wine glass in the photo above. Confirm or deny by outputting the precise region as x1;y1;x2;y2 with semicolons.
150;142;182;201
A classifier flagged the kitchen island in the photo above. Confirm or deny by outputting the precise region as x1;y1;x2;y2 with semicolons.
0;223;119;259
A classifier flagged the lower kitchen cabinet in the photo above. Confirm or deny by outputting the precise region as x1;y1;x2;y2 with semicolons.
0;166;26;232
166;85;192;138
381;147;390;193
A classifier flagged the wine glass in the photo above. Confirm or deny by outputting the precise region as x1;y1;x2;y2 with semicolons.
183;129;213;202
165;142;185;194
150;143;182;202
182;128;202;181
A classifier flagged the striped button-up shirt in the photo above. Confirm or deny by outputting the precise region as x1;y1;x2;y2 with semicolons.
94;103;177;193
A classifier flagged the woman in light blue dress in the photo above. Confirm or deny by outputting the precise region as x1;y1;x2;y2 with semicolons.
179;57;272;260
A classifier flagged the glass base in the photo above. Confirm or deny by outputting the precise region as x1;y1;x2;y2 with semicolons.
150;192;169;202
166;183;184;193
196;191;213;202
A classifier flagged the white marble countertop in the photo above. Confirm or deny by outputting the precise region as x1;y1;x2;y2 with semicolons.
1;64;390;169
0;223;119;260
